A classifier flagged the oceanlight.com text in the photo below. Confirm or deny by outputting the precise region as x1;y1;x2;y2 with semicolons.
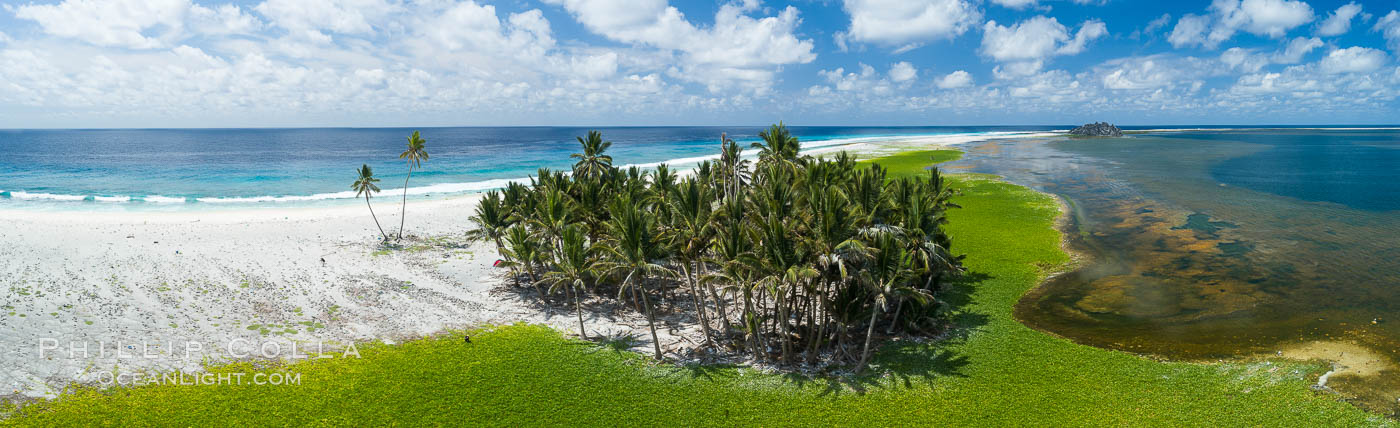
97;371;302;387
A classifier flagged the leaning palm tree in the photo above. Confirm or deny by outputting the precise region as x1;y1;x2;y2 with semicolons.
352;164;390;242
466;190;513;251
541;225;597;339
854;232;923;374
571;131;613;179
467;190;519;284
397;131;430;241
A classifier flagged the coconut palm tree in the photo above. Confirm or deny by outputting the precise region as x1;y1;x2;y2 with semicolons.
397;131;430;241
466;190;512;251
854;231;926;374
467;190;521;285
747;212;818;363
801;181;865;361
352;164;390;242
501;224;544;296
752;122;801;167
529;187;575;261
570;175;611;243
571;131;613;179
598;195;672;360
705;193;758;353
541;225;597;339
717;133;751;200
667;178;717;346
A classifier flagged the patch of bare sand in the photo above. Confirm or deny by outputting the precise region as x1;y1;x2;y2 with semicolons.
1278;340;1393;380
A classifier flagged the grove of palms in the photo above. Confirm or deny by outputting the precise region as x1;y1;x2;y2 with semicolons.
468;123;965;369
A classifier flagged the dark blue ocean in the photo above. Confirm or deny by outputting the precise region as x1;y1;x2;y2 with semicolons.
1182;130;1399;211
0;126;1056;210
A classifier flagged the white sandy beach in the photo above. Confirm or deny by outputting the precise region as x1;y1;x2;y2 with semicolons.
0;195;549;398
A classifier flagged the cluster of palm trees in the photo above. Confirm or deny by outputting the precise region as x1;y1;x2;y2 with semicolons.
353;131;430;242
468;124;964;371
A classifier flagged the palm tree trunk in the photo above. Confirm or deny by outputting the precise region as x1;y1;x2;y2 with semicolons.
398;168;412;241
630;283;642;312
571;285;586;339
525;261;546;307
814;277;833;357
855;300;882;374
808;288;828;365
683;262;713;347
709;283;729;342
494;237;521;287
701;263;729;342
778;288;791;364
757;286;772;359
364;195;388;241
744;288;760;357
638;277;663;360
887;298;905;335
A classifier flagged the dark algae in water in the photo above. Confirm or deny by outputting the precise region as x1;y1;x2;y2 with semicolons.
1171;213;1237;237
953;130;1400;414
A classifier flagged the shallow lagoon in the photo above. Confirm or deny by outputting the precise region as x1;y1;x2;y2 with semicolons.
948;130;1400;412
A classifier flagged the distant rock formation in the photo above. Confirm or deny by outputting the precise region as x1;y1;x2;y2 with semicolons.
1069;122;1122;137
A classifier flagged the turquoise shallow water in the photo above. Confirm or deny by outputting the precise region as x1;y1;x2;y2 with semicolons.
0;126;1055;211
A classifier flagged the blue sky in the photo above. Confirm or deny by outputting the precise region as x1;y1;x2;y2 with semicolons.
0;0;1398;127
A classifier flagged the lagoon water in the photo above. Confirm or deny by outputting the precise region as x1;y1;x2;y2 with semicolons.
949;129;1400;410
0;126;1054;211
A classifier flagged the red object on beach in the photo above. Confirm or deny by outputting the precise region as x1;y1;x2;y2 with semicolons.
493;259;503;267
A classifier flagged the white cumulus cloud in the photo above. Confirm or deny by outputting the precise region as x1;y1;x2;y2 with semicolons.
1273;36;1323;63
543;0;815;93
839;0;981;47
1319;46;1388;74
990;0;1038;10
1316;2;1363;36
937;70;973;89
889;61;917;82
14;0;194;49
981;16;1107;75
1169;0;1314;49
1377;11;1400;54
1089;55;1219;94
253;0;398;36
1222;47;1269;72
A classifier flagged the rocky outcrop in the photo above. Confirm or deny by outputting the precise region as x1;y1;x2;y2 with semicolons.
1069;122;1123;137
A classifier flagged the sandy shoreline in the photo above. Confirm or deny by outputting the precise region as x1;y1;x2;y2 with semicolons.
0;193;540;399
